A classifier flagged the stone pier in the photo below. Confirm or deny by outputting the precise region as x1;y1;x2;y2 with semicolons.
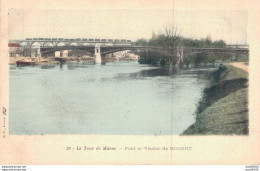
94;43;102;64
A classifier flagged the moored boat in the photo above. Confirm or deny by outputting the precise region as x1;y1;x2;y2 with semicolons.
16;60;35;66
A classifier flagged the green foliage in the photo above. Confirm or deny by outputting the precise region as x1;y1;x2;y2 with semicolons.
137;30;228;65
195;65;227;116
211;65;226;82
135;39;148;46
149;34;168;47
145;35;227;48
213;40;226;48
183;66;249;135
138;51;174;66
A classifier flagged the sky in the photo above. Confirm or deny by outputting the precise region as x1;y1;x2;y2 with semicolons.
8;8;248;44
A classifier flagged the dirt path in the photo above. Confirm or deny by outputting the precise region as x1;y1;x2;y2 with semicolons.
228;62;249;72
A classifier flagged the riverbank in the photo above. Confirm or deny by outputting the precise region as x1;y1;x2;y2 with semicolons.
9;56;94;65
9;54;138;65
183;63;249;135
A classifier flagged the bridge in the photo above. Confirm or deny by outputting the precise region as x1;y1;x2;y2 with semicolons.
9;38;249;64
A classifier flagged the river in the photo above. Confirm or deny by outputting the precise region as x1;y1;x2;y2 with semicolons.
9;61;215;135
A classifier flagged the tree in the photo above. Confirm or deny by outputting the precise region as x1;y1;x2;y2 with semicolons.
135;39;148;46
213;40;226;48
164;25;180;66
205;34;213;47
137;26;228;65
164;25;179;48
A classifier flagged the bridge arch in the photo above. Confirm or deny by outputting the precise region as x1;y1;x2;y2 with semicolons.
81;42;91;46
55;42;66;46
68;42;78;46
41;47;94;56
43;42;54;47
19;41;29;47
30;42;42;47
101;47;159;56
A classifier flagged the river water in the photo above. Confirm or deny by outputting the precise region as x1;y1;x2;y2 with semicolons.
9;61;215;135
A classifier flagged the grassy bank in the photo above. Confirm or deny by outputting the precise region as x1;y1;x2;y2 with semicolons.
183;65;249;135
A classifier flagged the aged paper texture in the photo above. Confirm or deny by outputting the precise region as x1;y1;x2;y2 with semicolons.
0;0;260;165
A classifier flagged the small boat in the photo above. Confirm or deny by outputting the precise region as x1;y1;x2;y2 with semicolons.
16;60;35;66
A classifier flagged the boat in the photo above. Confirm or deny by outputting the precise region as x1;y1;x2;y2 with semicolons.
16;60;35;66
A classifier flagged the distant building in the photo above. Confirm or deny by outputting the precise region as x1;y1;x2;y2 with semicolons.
8;43;21;47
8;43;22;57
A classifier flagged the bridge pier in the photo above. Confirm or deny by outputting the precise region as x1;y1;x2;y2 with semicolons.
94;44;101;64
62;50;68;57
175;47;184;67
180;47;184;64
94;43;106;64
36;47;41;62
176;47;180;66
95;54;102;64
55;51;61;57
231;53;236;61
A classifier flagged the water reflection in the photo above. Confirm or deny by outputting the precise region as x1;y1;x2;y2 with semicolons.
41;65;56;69
113;66;215;81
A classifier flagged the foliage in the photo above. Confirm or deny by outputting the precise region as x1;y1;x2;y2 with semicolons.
141;36;227;49
135;39;148;46
137;27;229;65
183;66;249;135
138;51;174;65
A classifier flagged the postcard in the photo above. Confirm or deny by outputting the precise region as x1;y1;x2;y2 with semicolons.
0;0;259;165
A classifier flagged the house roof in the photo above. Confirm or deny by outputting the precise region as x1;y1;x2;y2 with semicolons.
8;43;21;47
